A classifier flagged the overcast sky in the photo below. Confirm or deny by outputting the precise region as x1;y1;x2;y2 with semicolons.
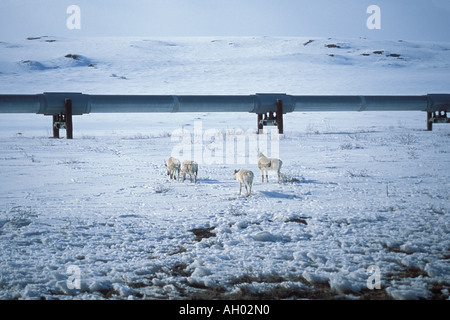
1;0;450;42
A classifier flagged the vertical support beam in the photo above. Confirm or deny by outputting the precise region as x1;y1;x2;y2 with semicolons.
52;115;60;138
427;112;433;131
257;113;263;134
276;99;283;134
65;98;73;139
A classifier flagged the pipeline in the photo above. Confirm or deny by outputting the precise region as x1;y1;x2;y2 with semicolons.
0;93;449;115
0;92;449;136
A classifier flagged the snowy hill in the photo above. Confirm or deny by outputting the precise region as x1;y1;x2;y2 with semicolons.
1;36;450;95
0;36;449;300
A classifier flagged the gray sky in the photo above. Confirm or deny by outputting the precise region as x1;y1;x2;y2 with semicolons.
1;0;450;41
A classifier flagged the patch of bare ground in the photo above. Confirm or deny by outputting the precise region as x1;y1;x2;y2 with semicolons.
385;265;450;300
182;273;391;300
190;227;215;242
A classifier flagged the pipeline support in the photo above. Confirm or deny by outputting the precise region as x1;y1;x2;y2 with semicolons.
52;99;73;139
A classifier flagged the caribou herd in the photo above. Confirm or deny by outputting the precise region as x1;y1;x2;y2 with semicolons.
165;152;283;197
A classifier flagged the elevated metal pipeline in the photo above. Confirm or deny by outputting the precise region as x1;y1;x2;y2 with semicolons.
0;93;449;115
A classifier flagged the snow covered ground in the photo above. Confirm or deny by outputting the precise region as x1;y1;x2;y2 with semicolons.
0;36;449;300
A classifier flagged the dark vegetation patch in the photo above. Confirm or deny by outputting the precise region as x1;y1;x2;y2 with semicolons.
190;227;215;242
169;246;187;255
286;217;310;225
25;36;56;42
115;261;449;300
65;54;81;60
325;44;341;48
383;264;450;300
386;266;428;280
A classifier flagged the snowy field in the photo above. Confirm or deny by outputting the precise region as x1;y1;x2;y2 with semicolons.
0;36;449;300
